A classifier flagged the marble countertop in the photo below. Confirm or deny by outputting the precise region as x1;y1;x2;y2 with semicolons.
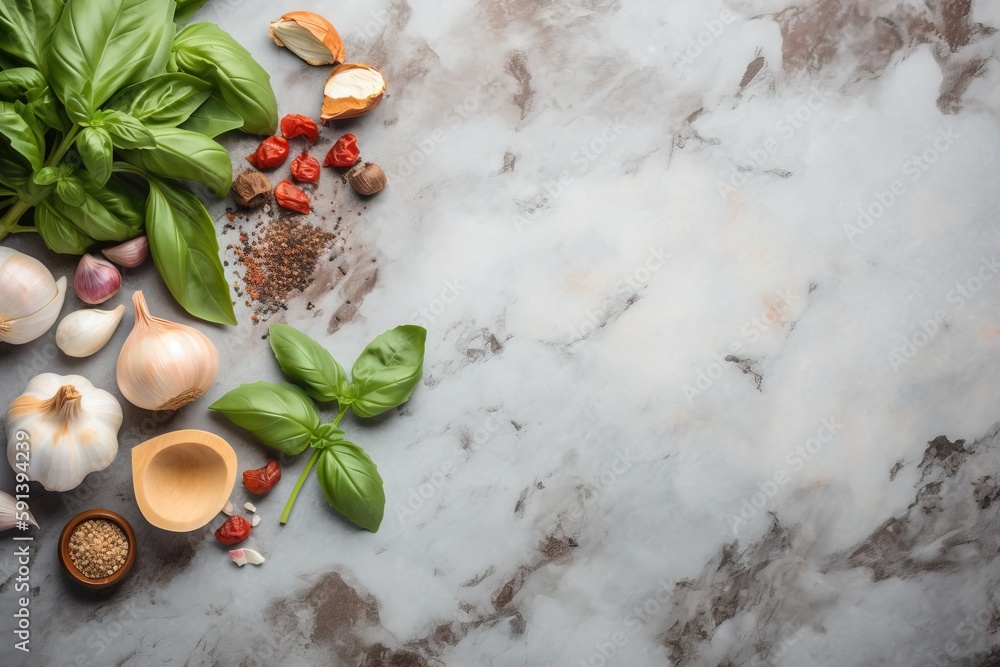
3;0;1000;665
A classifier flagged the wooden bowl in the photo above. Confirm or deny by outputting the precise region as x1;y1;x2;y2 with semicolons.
131;429;237;532
58;509;136;590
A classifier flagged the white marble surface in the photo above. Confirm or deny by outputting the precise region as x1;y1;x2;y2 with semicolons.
2;0;1000;665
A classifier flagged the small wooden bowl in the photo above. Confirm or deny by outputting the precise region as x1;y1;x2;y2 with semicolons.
132;429;237;532
58;509;136;590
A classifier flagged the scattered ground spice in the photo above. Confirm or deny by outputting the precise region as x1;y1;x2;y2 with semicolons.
68;519;129;579
229;218;335;320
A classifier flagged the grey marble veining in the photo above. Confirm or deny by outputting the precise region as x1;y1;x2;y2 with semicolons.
2;0;1000;665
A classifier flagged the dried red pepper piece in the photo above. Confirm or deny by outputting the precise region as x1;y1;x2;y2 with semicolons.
214;515;251;545
323;133;360;167
243;458;281;494
290;152;321;183
246;136;289;169
280;114;319;143
274;180;311;214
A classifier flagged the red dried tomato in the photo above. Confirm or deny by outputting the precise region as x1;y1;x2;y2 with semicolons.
280;114;319;143
274;180;311;214
243;458;281;494
290;152;321;183
246;136;289;169
214;515;251;545
323;133;360;167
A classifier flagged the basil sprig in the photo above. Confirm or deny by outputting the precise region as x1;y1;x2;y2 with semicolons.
210;324;427;532
0;0;280;326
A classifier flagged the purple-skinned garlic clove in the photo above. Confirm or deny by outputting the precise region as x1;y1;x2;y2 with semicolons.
102;237;149;268
74;254;121;305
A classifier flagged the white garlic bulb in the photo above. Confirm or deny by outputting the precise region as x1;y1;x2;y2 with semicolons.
0;490;38;531
0;247;67;345
6;373;123;492
56;305;125;357
117;291;219;410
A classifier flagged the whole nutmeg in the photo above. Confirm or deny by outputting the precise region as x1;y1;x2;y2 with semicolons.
232;170;272;208
347;162;386;196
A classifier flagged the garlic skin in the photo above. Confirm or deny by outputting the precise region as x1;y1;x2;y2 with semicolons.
321;64;386;121
117;291;219;411
102;237;149;268
6;373;123;492
0;247;67;345
0;490;38;531
74;254;121;305
270;11;346;66
56;305;126;358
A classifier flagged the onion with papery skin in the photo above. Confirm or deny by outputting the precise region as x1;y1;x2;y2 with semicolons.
270;11;346;66
321;64;386;121
116;291;219;411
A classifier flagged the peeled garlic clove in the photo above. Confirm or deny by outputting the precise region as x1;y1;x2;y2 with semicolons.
102;237;149;268
251;514;260;527
56;305;125;358
0;247;65;345
222;501;236;516
74;254;121;305
244;501;256;513
321;63;386;121
6;373;122;492
117;291;219;411
270;11;346;66
230;548;265;567
0;490;38;531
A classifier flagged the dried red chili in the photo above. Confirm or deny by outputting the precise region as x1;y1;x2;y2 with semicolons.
290;152;321;183
323;133;360;167
214;515;251;545
246;136;289;169
243;458;281;494
280;114;319;143
274;180;311;214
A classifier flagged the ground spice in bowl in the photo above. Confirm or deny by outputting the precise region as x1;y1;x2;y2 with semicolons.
68;519;130;579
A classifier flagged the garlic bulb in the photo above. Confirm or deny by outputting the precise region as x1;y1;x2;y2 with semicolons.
56;305;125;357
0;491;38;531
6;373;123;492
102;237;149;268
117;291;219;410
74;254;121;304
0;247;67;345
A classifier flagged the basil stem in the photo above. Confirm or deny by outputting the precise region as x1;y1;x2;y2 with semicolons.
280;405;349;525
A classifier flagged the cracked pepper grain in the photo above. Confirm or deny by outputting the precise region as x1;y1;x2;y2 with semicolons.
68;519;129;579
229;219;335;320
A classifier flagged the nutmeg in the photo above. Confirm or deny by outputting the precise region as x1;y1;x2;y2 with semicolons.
347;162;386;196
231;170;272;208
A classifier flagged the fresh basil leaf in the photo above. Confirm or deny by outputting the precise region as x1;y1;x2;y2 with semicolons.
33;167;59;186
99;111;156;149
35;202;93;254
177;93;244;138
48;0;175;119
75;127;114;187
171;23;278;135
0;68;48;101
0;0;62;74
310;423;347;449
145;178;236;325
316;442;385;532
174;0;210;26
108;73;211;126
25;85;66;131
209;382;320;455
15;178;53;204
0;101;45;172
45;190;134;243
0;143;31;188
350;326;427;418
119;126;232;197
79;171;147;233
55;176;86;207
269;324;349;403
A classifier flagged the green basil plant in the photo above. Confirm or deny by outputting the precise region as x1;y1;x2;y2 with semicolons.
210;324;427;532
0;0;278;325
